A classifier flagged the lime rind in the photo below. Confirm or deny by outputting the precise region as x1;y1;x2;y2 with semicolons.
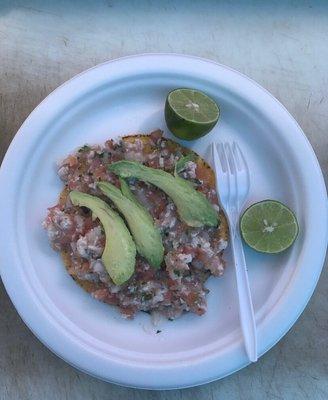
240;200;299;254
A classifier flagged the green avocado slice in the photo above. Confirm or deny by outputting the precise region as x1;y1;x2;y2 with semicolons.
69;191;136;285
98;181;164;268
108;161;219;228
119;178;141;205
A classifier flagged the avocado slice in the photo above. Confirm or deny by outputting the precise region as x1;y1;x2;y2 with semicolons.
108;161;219;228
119;177;141;205
98;181;164;268
69;191;136;285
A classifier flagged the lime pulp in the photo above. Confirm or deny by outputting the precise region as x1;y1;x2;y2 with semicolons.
165;88;220;140
240;200;299;254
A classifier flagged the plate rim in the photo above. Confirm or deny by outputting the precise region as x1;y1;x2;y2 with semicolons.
0;53;327;389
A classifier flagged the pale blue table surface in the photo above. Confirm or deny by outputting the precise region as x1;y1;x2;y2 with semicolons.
0;1;327;399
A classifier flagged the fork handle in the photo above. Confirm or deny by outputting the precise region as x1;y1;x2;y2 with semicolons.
230;227;258;362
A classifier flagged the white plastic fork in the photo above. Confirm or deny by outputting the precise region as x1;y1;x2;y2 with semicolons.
212;141;257;362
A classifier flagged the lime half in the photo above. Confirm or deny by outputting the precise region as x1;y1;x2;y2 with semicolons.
165;88;220;140
240;200;299;254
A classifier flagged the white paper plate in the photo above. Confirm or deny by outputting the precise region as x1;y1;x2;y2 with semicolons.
0;54;327;390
